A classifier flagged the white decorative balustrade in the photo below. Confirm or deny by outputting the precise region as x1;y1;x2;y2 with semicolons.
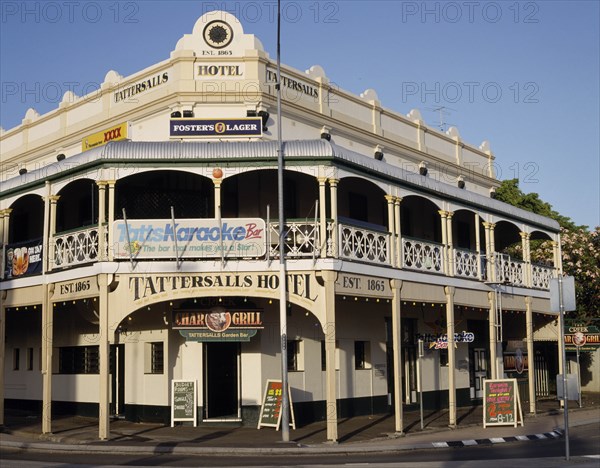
494;253;526;286
402;238;444;273
268;221;321;258
454;248;480;279
53;226;103;268
338;223;390;264
531;263;554;289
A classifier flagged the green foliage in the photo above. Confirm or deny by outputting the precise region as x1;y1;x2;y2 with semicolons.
495;179;599;322
494;179;582;231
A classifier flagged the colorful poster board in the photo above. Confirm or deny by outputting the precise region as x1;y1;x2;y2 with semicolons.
257;379;296;430
483;378;523;428
171;380;197;427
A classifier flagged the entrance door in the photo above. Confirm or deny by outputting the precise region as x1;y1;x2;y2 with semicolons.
203;342;240;420
109;344;125;416
470;347;487;399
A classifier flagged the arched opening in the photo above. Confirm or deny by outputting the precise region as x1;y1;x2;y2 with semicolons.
401;196;442;243
8;194;44;243
337;177;387;228
221;169;319;220
56;179;98;232
115;170;213;219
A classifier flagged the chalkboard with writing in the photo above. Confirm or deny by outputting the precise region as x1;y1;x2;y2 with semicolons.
257;379;296;430
483;378;523;428
171;380;197;427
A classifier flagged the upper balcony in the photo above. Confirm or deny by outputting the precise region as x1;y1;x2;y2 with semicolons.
0;140;560;289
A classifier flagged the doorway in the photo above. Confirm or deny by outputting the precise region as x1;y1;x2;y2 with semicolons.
469;347;487;399
109;344;125;416
203;342;240;420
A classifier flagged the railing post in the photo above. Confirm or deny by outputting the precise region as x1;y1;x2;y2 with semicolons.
520;231;532;287
318;177;328;258
446;211;455;276
107;181;116;261
48;195;60;269
328;178;339;258
438;210;448;275
475;212;482;280
97;181;107;261
385;195;396;267
483;222;496;282
395;197;402;268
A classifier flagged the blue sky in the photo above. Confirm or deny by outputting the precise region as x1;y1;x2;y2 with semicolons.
1;1;598;228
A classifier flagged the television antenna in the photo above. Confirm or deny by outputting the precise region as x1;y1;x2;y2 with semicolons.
425;106;456;132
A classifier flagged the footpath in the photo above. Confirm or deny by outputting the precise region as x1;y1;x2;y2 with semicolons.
0;395;599;456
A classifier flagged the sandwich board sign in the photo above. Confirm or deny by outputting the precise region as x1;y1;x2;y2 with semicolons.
171;380;197;427
257;379;296;430
483;378;523;428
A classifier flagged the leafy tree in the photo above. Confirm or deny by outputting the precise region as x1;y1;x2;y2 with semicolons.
494;179;599;323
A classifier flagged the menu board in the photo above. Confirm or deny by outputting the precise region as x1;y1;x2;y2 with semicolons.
171;380;197;427
483;378;523;428
257;379;295;430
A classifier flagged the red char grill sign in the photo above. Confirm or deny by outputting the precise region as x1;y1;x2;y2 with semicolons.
173;308;263;342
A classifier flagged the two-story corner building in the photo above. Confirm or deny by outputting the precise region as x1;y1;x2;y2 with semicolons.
0;11;563;441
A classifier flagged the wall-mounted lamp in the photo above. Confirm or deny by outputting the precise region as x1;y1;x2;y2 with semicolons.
19;168;27;175
182;110;194;118
457;177;466;189
419;161;428;176
374;145;384;160
257;110;270;131
170;111;182;118
490;188;497;199
56;153;66;162
321;132;331;141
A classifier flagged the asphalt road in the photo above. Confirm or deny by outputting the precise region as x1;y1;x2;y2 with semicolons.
1;423;599;467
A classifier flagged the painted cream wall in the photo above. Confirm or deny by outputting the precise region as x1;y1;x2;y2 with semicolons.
1;11;499;197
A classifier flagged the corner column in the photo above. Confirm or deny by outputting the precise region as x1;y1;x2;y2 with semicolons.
488;291;498;379
321;271;338;442
445;286;456;427
98;274;110;440
41;283;53;434
525;296;536;414
391;279;404;433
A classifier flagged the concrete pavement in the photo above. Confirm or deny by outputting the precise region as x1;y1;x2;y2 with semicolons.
0;394;599;455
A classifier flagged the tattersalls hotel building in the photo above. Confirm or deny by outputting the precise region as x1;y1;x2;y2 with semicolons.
0;11;564;441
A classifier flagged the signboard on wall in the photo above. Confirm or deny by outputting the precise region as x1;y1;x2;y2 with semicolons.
257;380;296;430
483;378;523;428
170;118;262;138
171;380;197;427
113;218;266;259
3;239;43;279
564;322;600;352
82;122;128;152
173;308;264;342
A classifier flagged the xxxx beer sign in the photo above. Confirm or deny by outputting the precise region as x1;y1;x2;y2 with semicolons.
82;122;128;152
173;308;264;342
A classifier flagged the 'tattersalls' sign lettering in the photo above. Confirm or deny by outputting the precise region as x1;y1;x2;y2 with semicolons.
128;273;318;303
113;72;169;103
